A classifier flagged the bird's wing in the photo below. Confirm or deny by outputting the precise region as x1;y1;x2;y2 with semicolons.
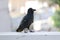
20;16;29;25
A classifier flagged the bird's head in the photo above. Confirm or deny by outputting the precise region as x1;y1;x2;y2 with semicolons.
27;8;36;14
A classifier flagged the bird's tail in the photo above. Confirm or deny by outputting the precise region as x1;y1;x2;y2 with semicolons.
16;28;23;32
16;27;23;32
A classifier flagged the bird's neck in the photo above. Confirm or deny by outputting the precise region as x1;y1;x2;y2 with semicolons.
27;11;34;15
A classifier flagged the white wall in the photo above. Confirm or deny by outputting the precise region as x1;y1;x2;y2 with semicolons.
0;0;11;32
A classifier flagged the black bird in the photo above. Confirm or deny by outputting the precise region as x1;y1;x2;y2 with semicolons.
16;8;36;33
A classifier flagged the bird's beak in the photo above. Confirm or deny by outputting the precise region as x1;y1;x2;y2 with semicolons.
33;9;36;11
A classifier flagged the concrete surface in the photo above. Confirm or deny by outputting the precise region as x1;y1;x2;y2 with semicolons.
0;32;60;40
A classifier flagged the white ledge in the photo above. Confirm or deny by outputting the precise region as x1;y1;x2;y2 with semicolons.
0;32;60;35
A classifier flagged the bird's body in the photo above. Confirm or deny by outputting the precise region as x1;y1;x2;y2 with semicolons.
16;8;36;32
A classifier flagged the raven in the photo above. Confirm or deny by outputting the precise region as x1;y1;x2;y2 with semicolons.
16;8;36;33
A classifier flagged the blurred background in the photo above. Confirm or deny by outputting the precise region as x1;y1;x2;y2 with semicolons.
8;0;60;32
0;0;60;32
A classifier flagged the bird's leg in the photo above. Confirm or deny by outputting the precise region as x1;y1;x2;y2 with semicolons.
29;24;34;32
29;29;34;32
24;28;28;33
